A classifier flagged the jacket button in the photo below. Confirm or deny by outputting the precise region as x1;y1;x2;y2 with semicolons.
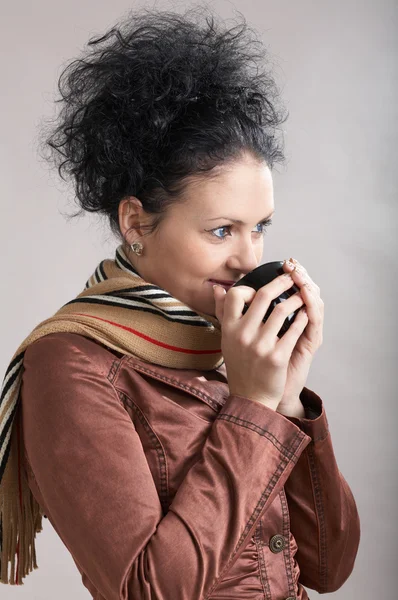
269;534;286;553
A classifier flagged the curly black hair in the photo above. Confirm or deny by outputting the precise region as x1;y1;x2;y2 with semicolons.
39;5;288;241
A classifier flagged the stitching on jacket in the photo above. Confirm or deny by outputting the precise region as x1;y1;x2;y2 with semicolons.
280;489;296;597
216;414;306;460
307;445;328;591
205;456;289;599
107;357;122;385
118;391;169;515
125;360;223;411
254;521;272;600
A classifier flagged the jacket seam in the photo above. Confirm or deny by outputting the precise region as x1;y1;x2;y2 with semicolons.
107;356;126;386
117;390;170;515
280;489;296;597
307;445;328;591
216;413;306;460
125;360;223;411
254;521;272;600
205;453;293;599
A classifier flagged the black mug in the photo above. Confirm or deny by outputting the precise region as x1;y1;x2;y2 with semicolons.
231;261;301;338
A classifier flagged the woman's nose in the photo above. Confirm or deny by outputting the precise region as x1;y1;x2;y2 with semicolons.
226;241;260;274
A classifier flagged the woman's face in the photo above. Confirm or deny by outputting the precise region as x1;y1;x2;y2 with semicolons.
119;156;275;317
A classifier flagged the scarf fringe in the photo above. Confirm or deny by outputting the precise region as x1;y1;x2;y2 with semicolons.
0;406;43;585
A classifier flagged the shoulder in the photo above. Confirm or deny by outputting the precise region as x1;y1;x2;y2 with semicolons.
21;332;129;423
23;332;122;380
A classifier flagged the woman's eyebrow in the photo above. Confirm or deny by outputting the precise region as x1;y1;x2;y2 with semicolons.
205;211;275;224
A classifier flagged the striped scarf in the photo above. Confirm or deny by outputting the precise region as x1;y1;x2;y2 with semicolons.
0;244;223;585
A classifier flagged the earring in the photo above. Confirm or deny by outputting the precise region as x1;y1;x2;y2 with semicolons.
130;241;143;256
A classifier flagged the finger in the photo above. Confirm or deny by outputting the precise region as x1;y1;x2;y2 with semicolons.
298;284;324;344
222;285;257;322
300;283;319;319
212;284;227;323
283;262;319;308
284;259;320;294
284;263;323;325
220;270;303;332
276;306;309;353
283;260;324;346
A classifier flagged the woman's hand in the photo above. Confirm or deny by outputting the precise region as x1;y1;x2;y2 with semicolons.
276;258;324;416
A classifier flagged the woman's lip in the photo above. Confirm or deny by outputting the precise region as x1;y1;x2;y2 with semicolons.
208;279;236;286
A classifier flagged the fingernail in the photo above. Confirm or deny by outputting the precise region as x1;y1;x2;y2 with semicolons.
284;259;295;269
213;284;226;294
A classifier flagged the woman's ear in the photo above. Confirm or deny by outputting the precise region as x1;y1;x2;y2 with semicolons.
119;197;150;241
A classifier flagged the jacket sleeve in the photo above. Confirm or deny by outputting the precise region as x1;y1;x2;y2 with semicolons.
282;386;361;594
21;333;313;600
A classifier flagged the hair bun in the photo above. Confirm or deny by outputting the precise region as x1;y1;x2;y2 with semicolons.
39;7;287;240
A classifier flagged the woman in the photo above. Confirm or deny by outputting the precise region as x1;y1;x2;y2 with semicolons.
0;7;360;598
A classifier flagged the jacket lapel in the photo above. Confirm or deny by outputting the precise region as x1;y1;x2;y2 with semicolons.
123;356;229;411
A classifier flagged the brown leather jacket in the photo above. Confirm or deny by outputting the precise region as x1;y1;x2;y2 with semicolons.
19;332;360;600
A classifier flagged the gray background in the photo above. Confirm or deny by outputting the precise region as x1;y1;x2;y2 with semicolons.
1;0;397;597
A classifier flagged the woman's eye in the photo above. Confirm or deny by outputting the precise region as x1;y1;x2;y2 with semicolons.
208;221;272;240
211;226;232;239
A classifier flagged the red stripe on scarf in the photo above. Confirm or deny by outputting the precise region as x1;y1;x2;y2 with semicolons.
69;313;222;354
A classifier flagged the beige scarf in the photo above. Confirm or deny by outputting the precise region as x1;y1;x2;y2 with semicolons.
0;244;223;585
